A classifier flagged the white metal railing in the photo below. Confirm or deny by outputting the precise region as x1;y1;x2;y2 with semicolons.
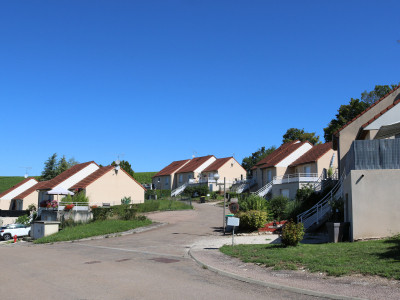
38;202;115;216
252;180;273;197
232;178;256;193
188;178;235;185
171;182;188;197
297;174;345;230
273;173;319;184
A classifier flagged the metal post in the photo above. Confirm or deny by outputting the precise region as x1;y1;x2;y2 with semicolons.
223;177;226;235
232;226;235;246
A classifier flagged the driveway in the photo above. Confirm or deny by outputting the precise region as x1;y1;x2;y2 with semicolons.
0;203;318;300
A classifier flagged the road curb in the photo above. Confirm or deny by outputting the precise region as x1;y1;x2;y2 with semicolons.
188;247;365;300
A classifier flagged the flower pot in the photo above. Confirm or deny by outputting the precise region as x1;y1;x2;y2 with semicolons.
326;222;350;243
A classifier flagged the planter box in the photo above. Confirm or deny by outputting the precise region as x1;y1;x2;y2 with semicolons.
327;222;350;243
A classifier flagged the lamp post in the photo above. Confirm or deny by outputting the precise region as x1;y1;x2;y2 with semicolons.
214;173;226;234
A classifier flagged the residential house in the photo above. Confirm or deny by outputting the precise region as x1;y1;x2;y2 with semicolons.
197;157;247;192
0;177;38;210
174;155;217;187
332;85;400;241
252;141;337;199
70;165;145;204
152;159;190;190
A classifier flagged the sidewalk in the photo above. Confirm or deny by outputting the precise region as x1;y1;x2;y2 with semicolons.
189;233;400;300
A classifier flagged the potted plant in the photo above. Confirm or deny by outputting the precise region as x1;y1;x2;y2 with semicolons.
64;204;75;211
326;198;349;242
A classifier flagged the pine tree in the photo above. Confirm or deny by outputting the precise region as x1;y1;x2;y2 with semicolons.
41;153;58;181
57;155;69;175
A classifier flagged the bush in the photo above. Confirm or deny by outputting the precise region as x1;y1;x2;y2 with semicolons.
121;196;132;205
62;191;89;205
92;205;138;221
28;204;36;212
239;194;268;212
182;185;209;197
281;220;304;246
16;215;30;225
92;207;109;221
145;189;171;199
238;210;267;231
269;195;289;220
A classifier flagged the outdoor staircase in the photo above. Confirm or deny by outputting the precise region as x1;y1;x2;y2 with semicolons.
252;180;273;198
231;178;257;194
297;174;344;230
171;182;188;197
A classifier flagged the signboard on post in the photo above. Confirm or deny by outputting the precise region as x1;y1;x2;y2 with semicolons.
227;217;240;246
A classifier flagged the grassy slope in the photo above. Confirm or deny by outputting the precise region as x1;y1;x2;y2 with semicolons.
133;172;156;183
0;177;27;193
220;236;400;279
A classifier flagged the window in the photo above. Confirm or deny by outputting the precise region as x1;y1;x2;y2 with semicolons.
179;174;183;183
165;177;169;186
281;189;290;198
267;170;272;182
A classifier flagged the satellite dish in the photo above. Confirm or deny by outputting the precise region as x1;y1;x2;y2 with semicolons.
24;174;28;178
115;159;120;165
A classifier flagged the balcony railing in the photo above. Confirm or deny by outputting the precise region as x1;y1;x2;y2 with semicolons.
272;173;319;184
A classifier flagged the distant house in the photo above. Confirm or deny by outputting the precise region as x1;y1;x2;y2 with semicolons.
152;159;190;190
332;85;400;241
0;178;38;210
174;155;217;186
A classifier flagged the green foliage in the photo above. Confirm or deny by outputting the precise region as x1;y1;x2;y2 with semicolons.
92;205;138;221
241;146;276;174
136;200;193;213
238;210;268;231
28;204;36;212
121;196;132;205
16;215;30;225
62;191;89;205
41;153;80;181
286;184;321;221
133;172;157;184
238;194;268;212
282;128;320;145
269;195;289;220
281;220;304;246
324;84;398;142
111;160;135;177
182;185;209;197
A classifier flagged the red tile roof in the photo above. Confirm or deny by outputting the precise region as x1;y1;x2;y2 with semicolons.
177;155;215;173
334;84;400;135
12;181;47;200
360;98;400;129
0;177;38;198
153;159;190;177
70;166;114;189
38;161;98;190
252;141;311;169
203;157;232;172
289;142;333;167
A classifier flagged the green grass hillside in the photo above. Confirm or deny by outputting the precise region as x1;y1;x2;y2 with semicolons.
133;172;156;184
0;177;28;194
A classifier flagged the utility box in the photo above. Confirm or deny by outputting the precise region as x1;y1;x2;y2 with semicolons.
32;221;60;239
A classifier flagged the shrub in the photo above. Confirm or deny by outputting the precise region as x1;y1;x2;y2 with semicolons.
16;215;30;225
121;196;132;205
182;185;209;197
269;195;289;220
92;205;138;221
28;204;37;212
145;189;171;199
92;207;109;221
62;192;89;205
281;220;304;246
238;210;267;231
239;194;268;212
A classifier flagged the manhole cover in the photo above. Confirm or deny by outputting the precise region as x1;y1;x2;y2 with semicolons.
84;261;101;264
149;257;180;264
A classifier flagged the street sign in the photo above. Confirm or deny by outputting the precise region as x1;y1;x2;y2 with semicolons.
229;202;239;214
227;217;240;227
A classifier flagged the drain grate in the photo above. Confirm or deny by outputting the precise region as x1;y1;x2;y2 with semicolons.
84;261;101;264
149;257;180;264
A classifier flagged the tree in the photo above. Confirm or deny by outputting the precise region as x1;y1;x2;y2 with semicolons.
41;153;58;181
323;99;369;142
242;146;276;174
282;128;320;145
67;157;79;167
111;160;135;177
323;84;398;142
57;155;69;175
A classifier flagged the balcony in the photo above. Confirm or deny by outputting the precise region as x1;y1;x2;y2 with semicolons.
273;173;319;185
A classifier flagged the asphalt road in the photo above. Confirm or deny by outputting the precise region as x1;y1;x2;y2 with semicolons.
0;204;323;300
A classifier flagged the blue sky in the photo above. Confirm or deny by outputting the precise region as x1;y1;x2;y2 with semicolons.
1;0;399;176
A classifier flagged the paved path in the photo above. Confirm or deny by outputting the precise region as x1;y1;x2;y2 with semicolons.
1;203;399;299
